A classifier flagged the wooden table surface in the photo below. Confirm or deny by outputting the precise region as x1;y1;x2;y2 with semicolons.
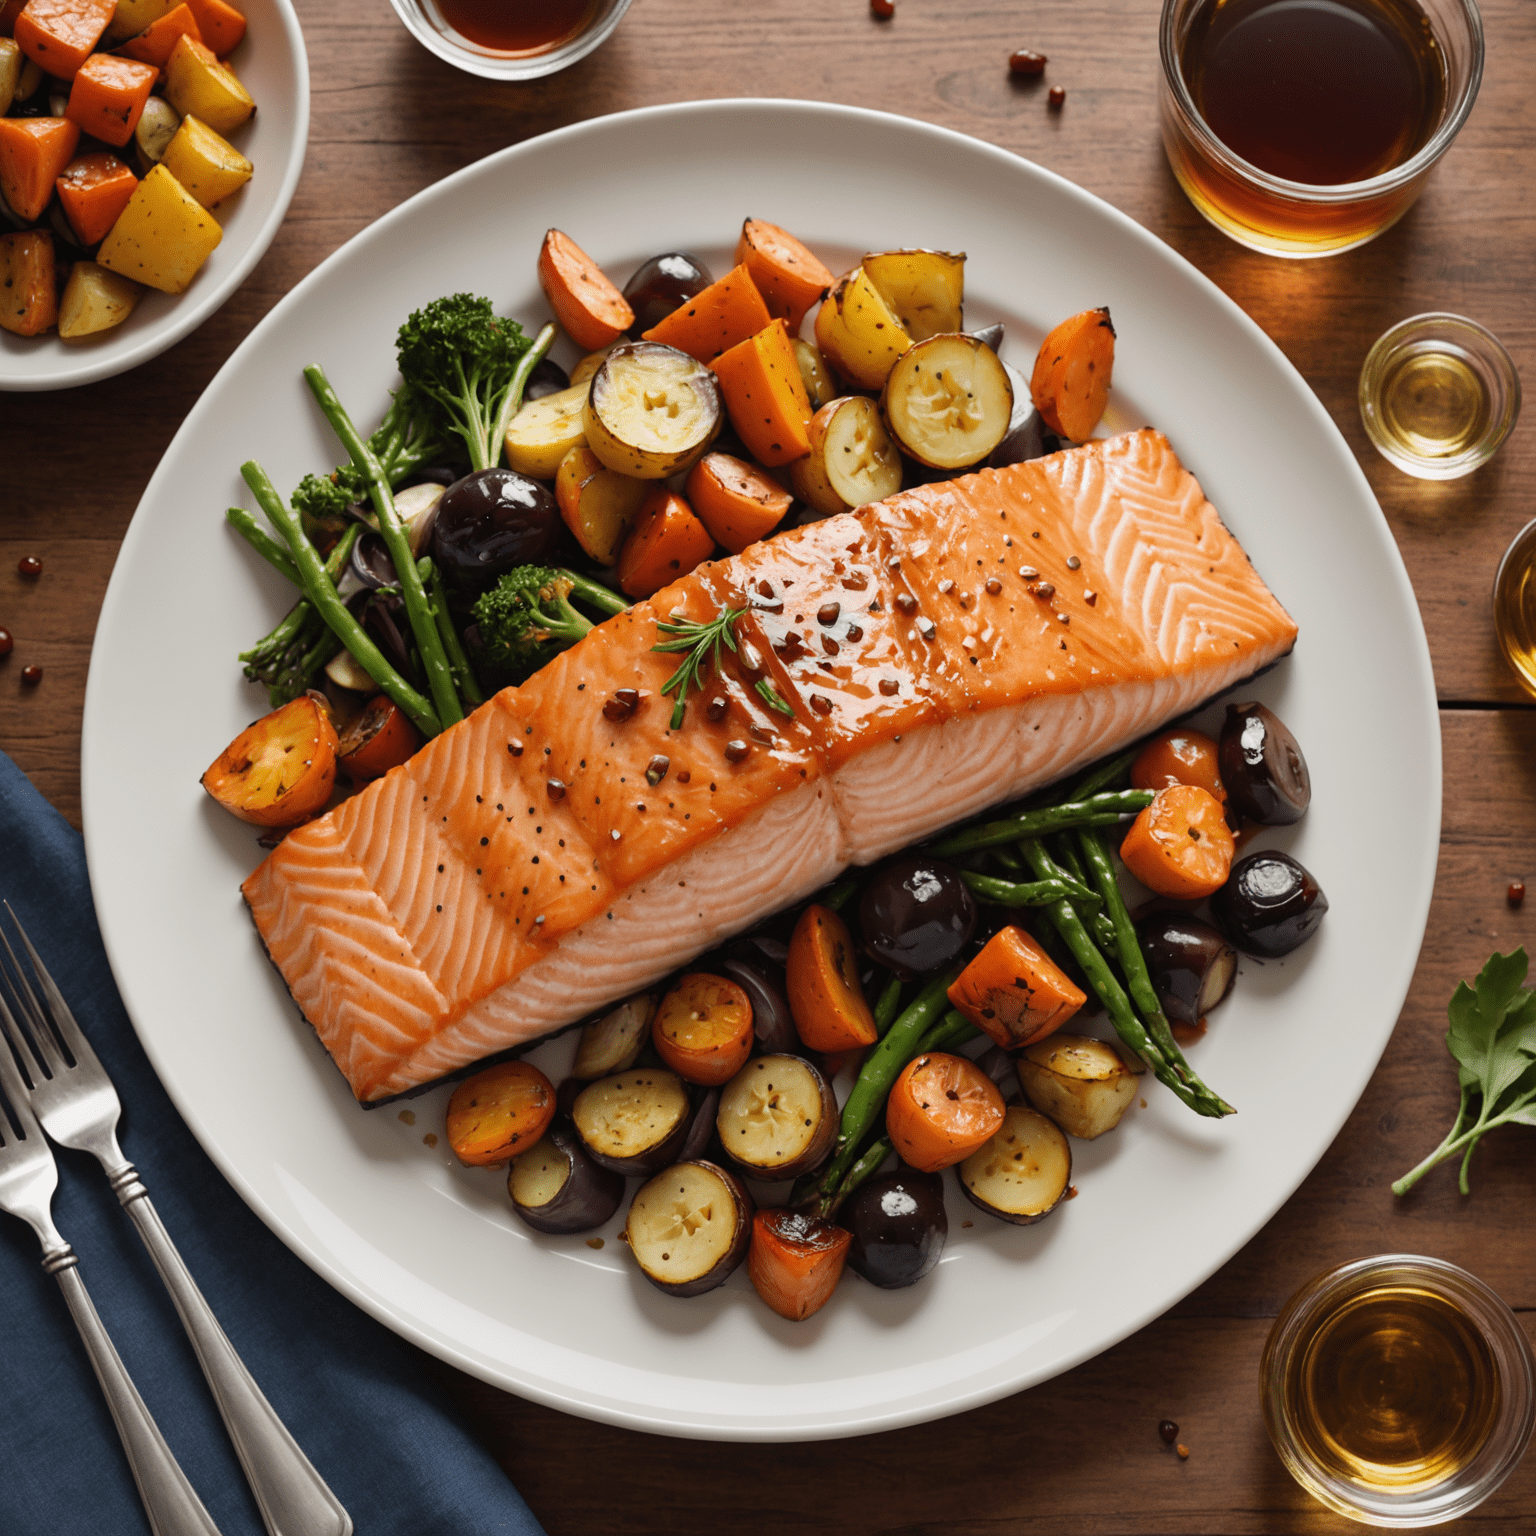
4;0;1535;1529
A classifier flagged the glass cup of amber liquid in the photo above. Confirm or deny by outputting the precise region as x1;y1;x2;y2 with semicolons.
1262;1256;1535;1526
1159;0;1484;257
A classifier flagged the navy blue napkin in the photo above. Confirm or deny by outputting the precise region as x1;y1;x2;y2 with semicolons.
0;752;547;1536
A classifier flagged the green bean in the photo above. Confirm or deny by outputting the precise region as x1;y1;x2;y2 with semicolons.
825;1138;892;1218
812;968;959;1207
424;560;484;708
1076;825;1204;1086
1019;837;1233;1118
226;507;301;585
962;872;1101;909
1058;746;1139;804
916;1008;980;1057
1036;837;1122;964
989;845;1025;874
928;790;1152;857
873;975;904;1035
821;879;858;914
304;365;463;729
242;461;443;737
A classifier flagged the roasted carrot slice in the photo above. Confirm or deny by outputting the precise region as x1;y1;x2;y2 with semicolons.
117;0;201;65
685;452;792;554
641;262;772;364
337;694;420;780
652;972;754;1085
1119;783;1234;899
0;115;79;223
748;1207;851;1321
948;924;1087;1049
734;218;833;333
1130;728;1226;804
182;0;242;54
886;1052;1005;1172
55;151;137;244
0;229;56;336
200;696;340;827
615;486;715;599
64;53;157;147
710;318;814;467
787;904;878;1053
446;1060;557;1167
1029;306;1115;443
537;229;633;352
13;0;113;75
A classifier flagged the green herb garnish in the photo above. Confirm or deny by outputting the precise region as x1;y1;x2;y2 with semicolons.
653;607;745;729
1393;947;1536;1196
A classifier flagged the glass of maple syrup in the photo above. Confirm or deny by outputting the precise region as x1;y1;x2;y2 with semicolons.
388;0;631;80
1159;0;1484;256
1360;314;1520;479
1263;1256;1535;1526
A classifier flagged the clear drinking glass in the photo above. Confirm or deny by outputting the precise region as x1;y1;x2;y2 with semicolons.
1262;1255;1535;1526
1158;0;1484;257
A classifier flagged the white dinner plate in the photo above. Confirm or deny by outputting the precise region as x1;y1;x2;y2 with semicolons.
0;0;308;392
81;100;1439;1441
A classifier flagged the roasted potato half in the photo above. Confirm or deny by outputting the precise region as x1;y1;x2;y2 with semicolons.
788;396;903;517
958;1103;1072;1225
812;267;912;390
555;444;648;565
57;261;142;340
881;333;1013;470
1017;1034;1141;1140
200;696;339;827
504;381;590;480
862;248;965;342
583;340;723;479
572;993;656;1079
625;1160;754;1297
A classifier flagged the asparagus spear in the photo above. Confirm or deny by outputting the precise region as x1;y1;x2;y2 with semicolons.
928;789;1152;857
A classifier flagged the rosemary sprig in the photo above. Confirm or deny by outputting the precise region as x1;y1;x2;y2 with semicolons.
653;606;745;729
755;678;796;717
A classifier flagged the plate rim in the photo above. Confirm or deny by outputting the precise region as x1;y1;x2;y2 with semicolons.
81;97;1442;1440
0;0;311;394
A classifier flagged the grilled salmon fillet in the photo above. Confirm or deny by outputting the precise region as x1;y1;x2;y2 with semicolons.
244;430;1297;1103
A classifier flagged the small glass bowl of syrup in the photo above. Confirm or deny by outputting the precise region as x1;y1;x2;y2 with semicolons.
388;0;632;80
1262;1255;1535;1526
1360;314;1521;479
1159;0;1483;257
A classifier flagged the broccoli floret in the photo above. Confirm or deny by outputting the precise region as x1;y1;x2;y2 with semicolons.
470;567;627;683
396;294;530;473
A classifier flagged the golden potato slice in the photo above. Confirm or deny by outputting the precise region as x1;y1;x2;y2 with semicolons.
862;248;965;342
788;395;902;517
1017;1034;1141;1140
792;338;836;412
812;267;912;390
583;340;723;480
503;381;589;480
881;332;1013;470
570;343;618;387
58;261;142;340
555;444;648;564
200;696;340;827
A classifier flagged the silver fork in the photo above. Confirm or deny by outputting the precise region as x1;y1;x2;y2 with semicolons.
0;906;351;1536
0;1015;224;1535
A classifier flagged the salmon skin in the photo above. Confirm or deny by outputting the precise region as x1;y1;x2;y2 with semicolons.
244;431;1297;1104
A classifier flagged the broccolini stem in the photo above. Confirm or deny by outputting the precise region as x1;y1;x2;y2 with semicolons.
242;460;443;737
227;507;301;585
423;560;484;708
238;525;361;666
564;569;629;618
487;323;557;472
303;365;464;730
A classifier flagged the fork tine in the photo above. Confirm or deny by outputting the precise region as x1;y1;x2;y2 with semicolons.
0;973;49;1090
0;909;71;1076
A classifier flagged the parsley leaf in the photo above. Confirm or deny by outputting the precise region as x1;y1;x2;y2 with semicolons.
1394;947;1536;1196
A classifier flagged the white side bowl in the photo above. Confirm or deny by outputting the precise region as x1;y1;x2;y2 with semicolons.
0;0;309;393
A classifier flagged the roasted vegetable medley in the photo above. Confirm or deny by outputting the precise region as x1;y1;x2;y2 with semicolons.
208;214;1327;1322
0;0;256;339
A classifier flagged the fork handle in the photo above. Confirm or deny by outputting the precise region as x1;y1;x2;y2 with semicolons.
115;1184;353;1536
50;1258;225;1536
